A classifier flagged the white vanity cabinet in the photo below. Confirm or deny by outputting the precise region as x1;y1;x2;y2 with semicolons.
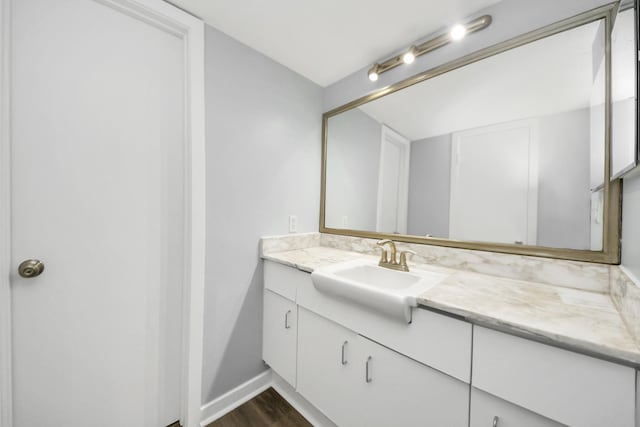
297;307;469;427
354;330;469;427
297;308;360;427
472;326;637;427
262;261;310;386
262;289;297;386
262;260;638;427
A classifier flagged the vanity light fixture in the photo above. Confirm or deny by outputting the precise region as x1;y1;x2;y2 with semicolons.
366;15;492;81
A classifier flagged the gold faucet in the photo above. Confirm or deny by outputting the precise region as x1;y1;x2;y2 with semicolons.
376;240;415;272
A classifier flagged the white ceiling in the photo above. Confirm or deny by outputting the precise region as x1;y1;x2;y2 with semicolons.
356;19;602;141
168;0;501;87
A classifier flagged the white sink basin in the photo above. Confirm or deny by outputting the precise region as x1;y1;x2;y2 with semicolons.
310;259;448;323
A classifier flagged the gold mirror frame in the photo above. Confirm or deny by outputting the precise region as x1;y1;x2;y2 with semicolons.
320;3;622;264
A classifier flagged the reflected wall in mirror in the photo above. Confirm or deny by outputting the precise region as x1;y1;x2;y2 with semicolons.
322;6;622;262
611;4;638;178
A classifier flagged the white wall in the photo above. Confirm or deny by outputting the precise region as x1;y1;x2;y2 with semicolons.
622;173;640;281
325;109;381;230
203;26;322;404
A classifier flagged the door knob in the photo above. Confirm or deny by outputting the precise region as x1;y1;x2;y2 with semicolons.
18;259;45;278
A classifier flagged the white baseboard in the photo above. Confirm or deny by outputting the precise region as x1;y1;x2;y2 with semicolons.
200;369;272;427
199;369;336;427
271;373;337;427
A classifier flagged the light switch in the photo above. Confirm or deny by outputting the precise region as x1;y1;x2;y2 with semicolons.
289;215;297;233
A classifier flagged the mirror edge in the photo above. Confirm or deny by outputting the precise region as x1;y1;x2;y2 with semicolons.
319;3;622;265
610;0;639;180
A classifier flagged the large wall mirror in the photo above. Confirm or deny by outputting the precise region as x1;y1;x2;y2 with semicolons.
320;4;624;263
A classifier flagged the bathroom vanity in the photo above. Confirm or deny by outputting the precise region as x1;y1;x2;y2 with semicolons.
260;235;640;427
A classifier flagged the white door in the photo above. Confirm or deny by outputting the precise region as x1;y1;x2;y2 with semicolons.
376;126;410;234
10;0;185;426
450;120;538;245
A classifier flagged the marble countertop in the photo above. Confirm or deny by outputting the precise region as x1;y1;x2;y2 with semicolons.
262;246;640;367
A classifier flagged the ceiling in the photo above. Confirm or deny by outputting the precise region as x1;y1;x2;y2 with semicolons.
356;19;602;141
168;0;501;87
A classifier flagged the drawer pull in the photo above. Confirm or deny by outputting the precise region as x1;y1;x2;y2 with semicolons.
284;310;292;329
492;416;499;427
365;356;373;383
341;341;348;365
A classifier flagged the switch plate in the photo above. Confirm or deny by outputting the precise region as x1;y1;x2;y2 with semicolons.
289;215;297;233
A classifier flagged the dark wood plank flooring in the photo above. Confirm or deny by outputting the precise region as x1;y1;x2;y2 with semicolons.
207;387;312;427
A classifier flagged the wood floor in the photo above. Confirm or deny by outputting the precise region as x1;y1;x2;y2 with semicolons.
207;388;313;427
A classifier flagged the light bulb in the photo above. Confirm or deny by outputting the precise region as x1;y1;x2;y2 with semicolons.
403;46;417;64
450;24;467;41
368;64;380;82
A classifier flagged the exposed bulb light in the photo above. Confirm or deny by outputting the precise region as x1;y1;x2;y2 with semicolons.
368;64;380;81
450;24;467;41
403;46;417;64
365;15;491;82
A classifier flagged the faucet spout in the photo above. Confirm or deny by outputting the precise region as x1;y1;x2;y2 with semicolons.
377;239;397;265
376;240;413;272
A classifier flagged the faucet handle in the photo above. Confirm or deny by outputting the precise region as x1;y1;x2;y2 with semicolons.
399;250;416;271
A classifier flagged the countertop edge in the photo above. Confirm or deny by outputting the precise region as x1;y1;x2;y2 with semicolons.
418;299;640;369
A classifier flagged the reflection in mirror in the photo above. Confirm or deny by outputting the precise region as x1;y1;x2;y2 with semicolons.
611;5;638;178
325;19;607;251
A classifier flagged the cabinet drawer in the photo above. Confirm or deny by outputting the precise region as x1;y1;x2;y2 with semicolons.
263;290;297;386
264;260;308;301
470;387;565;427
472;326;636;426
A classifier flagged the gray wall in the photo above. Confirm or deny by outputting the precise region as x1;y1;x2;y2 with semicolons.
622;173;640;279
406;109;591;249
323;0;613;111
407;134;451;238
203;26;322;404
538;108;591;249
325;109;381;230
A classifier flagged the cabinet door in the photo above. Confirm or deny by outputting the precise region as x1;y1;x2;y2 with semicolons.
263;290;297;386
354;335;469;427
470;388;565;427
297;308;359;427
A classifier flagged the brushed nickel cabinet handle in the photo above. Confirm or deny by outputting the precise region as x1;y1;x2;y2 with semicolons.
341;341;348;365
284;310;292;329
365;356;372;383
493;416;499;427
18;259;45;278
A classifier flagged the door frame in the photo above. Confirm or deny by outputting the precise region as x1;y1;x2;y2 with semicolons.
375;125;411;234
0;1;206;426
449;119;539;245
